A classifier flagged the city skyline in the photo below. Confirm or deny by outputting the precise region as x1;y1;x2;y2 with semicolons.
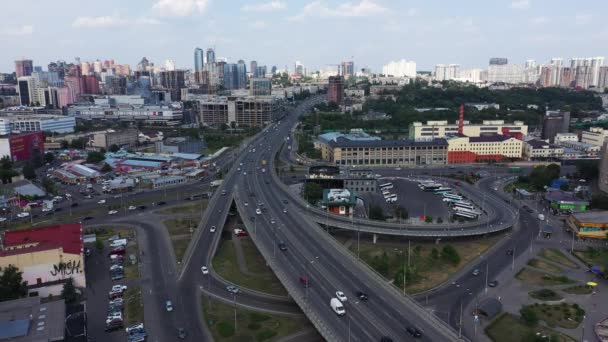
1;0;607;72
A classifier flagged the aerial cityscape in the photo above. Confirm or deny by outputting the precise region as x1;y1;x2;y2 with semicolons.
1;1;608;342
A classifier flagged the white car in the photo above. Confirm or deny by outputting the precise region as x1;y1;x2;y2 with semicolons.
336;291;347;302
108;210;118;215
210;226;216;233
270;218;276;224
243;172;247;175
0;217;7;222
98;199;106;204
244;202;248;206
255;208;262;215
112;285;127;292
201;266;209;275
128;206;136;210
17;212;30;218
282;208;287;214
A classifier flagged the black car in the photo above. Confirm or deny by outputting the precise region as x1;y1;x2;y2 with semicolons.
158;201;166;205
138;205;147;210
54;208;62;212
355;291;368;301
282;199;288;204
278;242;287;251
177;328;187;339
506;249;514;256
380;337;393;342
488;280;499;287
71;203;78;207
406;327;422;338
83;216;94;220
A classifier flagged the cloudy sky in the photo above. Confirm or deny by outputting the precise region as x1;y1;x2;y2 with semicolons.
0;0;606;73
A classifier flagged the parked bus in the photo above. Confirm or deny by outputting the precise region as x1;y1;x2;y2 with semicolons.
442;198;461;203
450;200;472;207
453;203;476;211
443;193;463;200
379;183;393;190
433;187;452;194
422;184;442;191
454;211;478;219
453;206;481;216
385;194;398;203
383;192;393;199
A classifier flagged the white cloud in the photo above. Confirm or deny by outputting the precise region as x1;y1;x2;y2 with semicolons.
72;15;160;28
289;0;387;21
0;25;34;36
530;16;549;25
575;13;592;24
152;0;209;17
510;0;530;10
241;1;286;12
72;16;126;28
250;20;268;29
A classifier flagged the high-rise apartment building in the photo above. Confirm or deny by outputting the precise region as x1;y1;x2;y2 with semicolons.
159;70;186;101
206;48;216;64
294;61;305;76
327;76;344;105
381;59;417;77
92;60;103;73
256;66;267;78
435;64;460;81
571;57;605;88
340;61;354;79
249;78;272;96
15;59;34;78
237;60;247;89
600;141;608;193
487;58;523;84
598;66;608;90
223;64;238;90
250;61;258;77
194;47;205;73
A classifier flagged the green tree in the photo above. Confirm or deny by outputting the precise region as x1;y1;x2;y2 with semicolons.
520;306;539;327
61;277;78;304
431;247;439;260
43;152;55;164
590;193;608;210
86;151;106;163
575;160;599;180
369;205;385;221
0;265;27;302
60;140;69;149
425;215;433;223
0;156;18;184
108;144;120;153
394;206;409;220
70;137;88;149
394;265;419;288
42;178;58;195
303;183;323;204
370;252;390;276
101;163;113;173
441;245;461;265
22;163;36;180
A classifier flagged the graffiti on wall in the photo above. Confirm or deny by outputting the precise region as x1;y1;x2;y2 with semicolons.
50;260;82;277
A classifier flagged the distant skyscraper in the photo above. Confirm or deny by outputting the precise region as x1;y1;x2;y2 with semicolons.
165;59;176;71
382;59;417;77
223;63;238;90
434;64;460;81
159;70;186;101
489;58;508;65
206;48;216;64
250;60;258;77
487;59;523;84
570;57;605;88
194;48;205;72
237;60;247;89
15;59;33;78
328;76;344;104
598;66;608;90
250;78;272;96
92;60;103;73
271;66;277;75
256;66;267;78
294;61;304;76
341;60;354;79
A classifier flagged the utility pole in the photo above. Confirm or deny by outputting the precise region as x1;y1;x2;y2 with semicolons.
485;261;489;294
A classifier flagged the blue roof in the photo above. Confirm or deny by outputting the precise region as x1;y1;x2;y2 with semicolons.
171;153;204;160
0;319;30;339
121;160;163;168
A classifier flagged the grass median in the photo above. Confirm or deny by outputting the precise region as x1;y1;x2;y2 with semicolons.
201;296;308;342
527;258;564;274
163;217;200;264
213;238;287;296
485;313;576;342
124;286;144;326
539;248;578;269
515;268;575;286
572;247;608;272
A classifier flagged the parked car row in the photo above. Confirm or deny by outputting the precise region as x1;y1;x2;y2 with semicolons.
105;285;127;331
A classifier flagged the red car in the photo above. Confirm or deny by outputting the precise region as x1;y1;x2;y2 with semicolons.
108;247;126;256
299;275;311;288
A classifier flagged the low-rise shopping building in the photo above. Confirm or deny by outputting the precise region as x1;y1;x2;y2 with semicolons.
567;211;608;240
447;135;522;163
523;140;565;160
544;188;589;213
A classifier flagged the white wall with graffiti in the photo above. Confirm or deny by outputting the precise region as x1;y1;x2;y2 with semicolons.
1;248;85;296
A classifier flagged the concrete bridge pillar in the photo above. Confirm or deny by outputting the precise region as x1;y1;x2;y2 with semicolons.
373;234;377;244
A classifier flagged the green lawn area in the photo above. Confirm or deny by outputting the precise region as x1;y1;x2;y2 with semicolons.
173;238;190;264
573;247;608;272
563;284;593;295
485;313;576;342
515;268;575;286
524;302;585;329
529;289;563;301
124;286;144;326
164;218;199;236
213;239;287;296
202;296;308;342
527;258;564;274
157;200;208;215
350;235;503;293
539;249;578;269
504;181;537;194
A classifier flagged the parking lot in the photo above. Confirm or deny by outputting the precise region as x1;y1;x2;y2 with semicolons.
380;178;451;219
85;228;145;342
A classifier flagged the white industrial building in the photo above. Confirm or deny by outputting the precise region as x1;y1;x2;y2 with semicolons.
0;114;76;134
381;59;417;78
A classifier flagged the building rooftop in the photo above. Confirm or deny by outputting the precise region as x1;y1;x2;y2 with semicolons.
571;211;608;224
469;135;513;143
119;159;164;168
318;130;381;144
327;136;448;148
544;189;589;204
526;139;562;149
0;297;65;342
11;181;46;197
323;189;356;205
171;153;204;160
2;223;83;256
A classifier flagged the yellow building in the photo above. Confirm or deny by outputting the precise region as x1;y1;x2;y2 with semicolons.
1;224;85;297
567;211;608;240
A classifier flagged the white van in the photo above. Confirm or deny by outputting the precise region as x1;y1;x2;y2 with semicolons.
110;239;128;248
330;298;346;316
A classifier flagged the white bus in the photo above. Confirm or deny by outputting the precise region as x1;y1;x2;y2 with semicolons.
382;190;391;196
453;206;481;216
442;198;461;203
433;187;452;194
454;211;478;219
422;183;442;191
385;194;398;203
379;183;394;190
383;192;393;199
443;193;463;200
452;202;475;211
